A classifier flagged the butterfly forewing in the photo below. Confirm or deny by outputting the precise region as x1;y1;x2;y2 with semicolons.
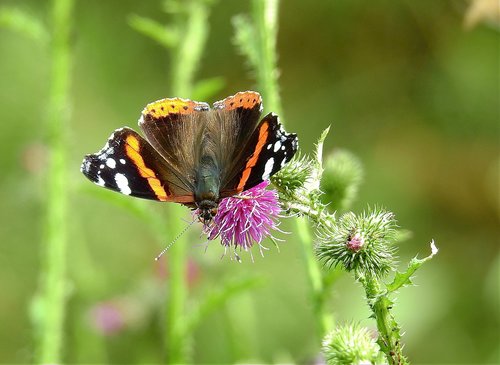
81;127;194;203
212;91;264;185
138;97;211;192
220;112;298;197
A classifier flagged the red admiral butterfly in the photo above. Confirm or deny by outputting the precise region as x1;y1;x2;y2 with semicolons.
81;91;298;223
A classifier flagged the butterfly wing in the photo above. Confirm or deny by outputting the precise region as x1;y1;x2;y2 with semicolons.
220;112;298;197
210;91;264;188
81;127;194;203
138;97;211;194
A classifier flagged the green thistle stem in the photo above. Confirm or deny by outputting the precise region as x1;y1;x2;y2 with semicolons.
242;0;331;341
297;218;332;338
284;200;330;226
357;272;409;365
251;0;282;117
35;0;74;362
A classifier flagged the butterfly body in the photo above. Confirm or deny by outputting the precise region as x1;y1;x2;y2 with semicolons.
194;153;221;222
81;91;298;222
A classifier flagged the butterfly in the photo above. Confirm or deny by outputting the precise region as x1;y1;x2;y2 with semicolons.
81;91;298;223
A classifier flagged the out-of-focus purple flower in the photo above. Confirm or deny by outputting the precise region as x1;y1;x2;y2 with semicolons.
206;181;281;256
89;301;125;336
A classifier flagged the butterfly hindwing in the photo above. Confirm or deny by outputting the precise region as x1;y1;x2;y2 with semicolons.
81;127;194;203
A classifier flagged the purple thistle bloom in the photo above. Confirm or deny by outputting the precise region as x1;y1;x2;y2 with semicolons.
347;233;365;252
205;181;281;257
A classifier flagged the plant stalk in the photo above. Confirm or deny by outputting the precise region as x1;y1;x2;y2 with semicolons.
165;2;210;364
358;273;409;365
296;218;331;339
251;0;282;117
248;0;331;341
35;0;74;362
165;206;189;364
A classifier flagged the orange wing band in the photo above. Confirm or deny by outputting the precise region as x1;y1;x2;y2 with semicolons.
125;135;169;201
236;122;269;191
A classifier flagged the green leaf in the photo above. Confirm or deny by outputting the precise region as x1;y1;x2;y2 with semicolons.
128;14;178;48
0;7;49;45
192;76;225;100
304;126;330;192
79;184;169;239
386;240;438;293
183;276;264;336
316;126;330;169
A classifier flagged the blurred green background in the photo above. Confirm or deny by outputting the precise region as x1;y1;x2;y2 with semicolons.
0;0;498;363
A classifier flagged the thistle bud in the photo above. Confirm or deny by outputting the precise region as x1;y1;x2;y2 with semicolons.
322;323;384;365
315;209;397;277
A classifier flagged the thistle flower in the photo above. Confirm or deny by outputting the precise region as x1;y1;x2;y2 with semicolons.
206;181;281;257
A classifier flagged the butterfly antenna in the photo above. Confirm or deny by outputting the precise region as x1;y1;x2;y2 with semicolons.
155;219;196;261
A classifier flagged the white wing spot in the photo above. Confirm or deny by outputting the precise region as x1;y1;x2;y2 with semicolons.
120;158;126;164
262;158;274;181
273;141;281;152
115;173;131;195
99;164;105;169
267;144;272;150
281;145;285;151
96;176;105;187
106;158;116;169
81;160;89;173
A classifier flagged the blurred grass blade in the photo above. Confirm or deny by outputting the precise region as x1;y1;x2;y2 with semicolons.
34;0;74;362
128;14;178;48
0;7;49;45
